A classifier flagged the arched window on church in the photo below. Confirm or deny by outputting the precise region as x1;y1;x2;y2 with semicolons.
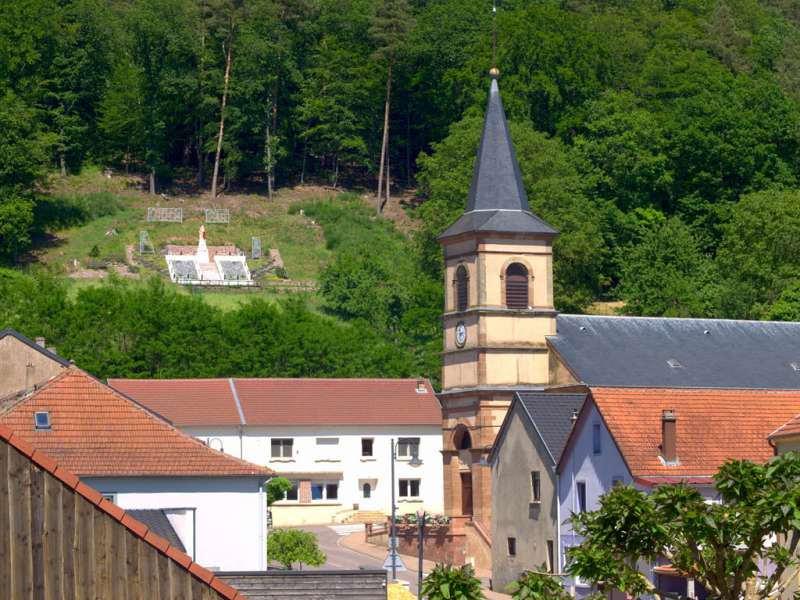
456;265;468;312
506;263;529;309
454;425;472;450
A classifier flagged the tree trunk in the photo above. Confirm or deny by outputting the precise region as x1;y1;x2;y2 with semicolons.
406;106;411;186
376;63;392;213
211;26;234;199
300;139;307;185
59;154;66;177
149;167;156;195
265;119;273;200
332;155;339;189
196;133;205;187
385;148;390;208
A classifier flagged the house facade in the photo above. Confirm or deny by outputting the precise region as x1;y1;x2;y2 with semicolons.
0;329;69;398
110;377;444;526
489;392;584;592
0;368;272;572
557;387;800;598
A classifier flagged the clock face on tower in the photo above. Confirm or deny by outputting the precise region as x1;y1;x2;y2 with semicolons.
455;321;467;348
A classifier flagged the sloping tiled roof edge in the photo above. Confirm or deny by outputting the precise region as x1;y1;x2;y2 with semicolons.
0;423;245;600
16;367;274;478
769;413;800;440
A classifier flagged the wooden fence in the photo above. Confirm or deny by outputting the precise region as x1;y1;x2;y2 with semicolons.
0;439;230;600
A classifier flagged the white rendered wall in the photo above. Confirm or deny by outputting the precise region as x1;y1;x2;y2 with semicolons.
558;403;631;597
183;425;445;524
84;476;266;572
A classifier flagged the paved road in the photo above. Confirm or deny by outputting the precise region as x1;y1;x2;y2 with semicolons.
301;525;420;594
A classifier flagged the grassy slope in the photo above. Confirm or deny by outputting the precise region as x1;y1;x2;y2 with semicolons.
35;168;342;310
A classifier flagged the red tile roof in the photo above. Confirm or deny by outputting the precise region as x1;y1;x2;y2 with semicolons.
0;423;244;599
109;378;441;427
586;387;800;478
769;412;800;441
0;369;273;478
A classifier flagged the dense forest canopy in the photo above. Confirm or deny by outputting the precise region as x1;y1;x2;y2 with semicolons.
4;0;800;381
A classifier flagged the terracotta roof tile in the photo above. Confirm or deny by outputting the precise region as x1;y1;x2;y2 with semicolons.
589;387;800;478
110;377;441;427
0;368;272;478
0;427;243;599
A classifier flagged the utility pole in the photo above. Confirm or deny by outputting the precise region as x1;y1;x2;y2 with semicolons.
416;509;425;597
390;438;397;581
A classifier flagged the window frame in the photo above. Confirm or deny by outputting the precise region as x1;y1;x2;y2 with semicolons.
531;471;541;503
576;481;587;513
270;438;294;459
592;422;602;455
455;265;469;312
397;437;420;459
507;537;517;557
310;480;340;502
505;262;529;310
361;437;374;457
398;478;421;499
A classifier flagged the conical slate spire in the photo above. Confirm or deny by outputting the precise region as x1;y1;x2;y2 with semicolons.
439;75;557;241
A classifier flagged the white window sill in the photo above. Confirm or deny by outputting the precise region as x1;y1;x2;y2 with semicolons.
529;500;542;506
314;459;342;463
398;498;423;503
360;457;376;462
270;458;295;463
308;501;342;506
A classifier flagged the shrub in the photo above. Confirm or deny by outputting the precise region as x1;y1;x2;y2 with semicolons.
267;529;326;570
421;564;484;600
507;568;570;599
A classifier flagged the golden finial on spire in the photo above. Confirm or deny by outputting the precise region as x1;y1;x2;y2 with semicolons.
490;1;499;79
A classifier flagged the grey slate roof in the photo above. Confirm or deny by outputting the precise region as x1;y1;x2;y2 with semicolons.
438;78;557;240
126;509;186;552
518;392;586;464
550;314;800;389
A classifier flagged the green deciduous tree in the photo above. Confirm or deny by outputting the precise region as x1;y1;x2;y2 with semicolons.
618;217;718;318
267;529;326;570
568;454;800;600
266;477;293;506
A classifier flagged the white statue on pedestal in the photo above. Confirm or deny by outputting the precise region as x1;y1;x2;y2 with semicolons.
197;225;209;263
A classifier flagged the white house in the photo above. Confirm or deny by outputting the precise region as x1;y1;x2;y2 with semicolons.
0;367;272;571
556;386;800;598
110;377;444;526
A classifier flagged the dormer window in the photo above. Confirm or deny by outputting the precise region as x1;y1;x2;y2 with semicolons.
505;263;529;309
34;411;51;430
455;265;468;312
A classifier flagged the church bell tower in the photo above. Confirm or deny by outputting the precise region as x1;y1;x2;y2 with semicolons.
438;70;558;525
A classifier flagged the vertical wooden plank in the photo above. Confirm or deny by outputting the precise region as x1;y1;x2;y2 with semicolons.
73;490;93;600
141;539;159;600
9;447;34;600
93;511;108;596
43;474;63;600
0;443;11;600
157;552;172;600
60;487;75;600
168;559;190;600
109;516;126;600
30;466;45;600
124;531;139;600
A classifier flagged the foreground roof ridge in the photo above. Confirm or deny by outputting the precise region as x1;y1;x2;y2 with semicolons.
0;423;244;599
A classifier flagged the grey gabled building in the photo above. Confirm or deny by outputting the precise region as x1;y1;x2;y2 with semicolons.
489;391;585;592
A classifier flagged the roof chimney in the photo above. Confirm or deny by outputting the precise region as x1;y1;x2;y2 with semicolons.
35;336;46;348
571;409;579;424
661;410;677;464
416;379;427;393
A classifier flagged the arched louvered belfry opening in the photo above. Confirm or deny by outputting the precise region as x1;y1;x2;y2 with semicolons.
505;262;529;309
456;265;468;312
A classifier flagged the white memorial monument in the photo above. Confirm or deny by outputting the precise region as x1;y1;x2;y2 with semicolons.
165;225;254;286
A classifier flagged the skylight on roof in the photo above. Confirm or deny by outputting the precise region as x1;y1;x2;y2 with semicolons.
667;359;683;369
34;411;51;430
791;362;800;372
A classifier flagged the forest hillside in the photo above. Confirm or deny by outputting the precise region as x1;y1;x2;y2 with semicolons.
4;0;800;382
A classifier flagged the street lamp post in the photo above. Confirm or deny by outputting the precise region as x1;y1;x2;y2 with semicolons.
416;509;425;597
390;438;397;581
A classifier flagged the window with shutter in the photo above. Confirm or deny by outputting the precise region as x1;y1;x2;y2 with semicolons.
505;263;529;309
456;265;468;311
